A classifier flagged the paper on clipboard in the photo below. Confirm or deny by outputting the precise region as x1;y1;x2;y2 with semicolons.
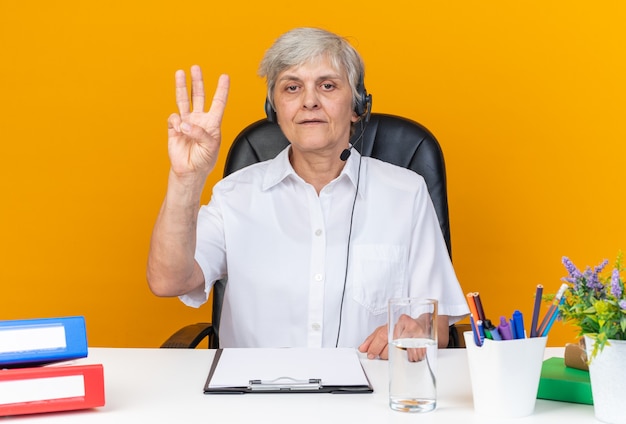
204;347;372;394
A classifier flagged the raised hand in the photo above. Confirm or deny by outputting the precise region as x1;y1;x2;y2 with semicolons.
147;66;229;297
167;65;230;179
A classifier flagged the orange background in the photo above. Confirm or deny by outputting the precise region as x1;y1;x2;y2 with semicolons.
2;1;624;348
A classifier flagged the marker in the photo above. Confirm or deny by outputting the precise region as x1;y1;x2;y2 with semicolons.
484;319;501;341
512;310;525;339
482;319;493;340
498;316;513;340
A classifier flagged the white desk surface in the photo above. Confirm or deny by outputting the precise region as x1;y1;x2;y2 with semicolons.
10;347;598;423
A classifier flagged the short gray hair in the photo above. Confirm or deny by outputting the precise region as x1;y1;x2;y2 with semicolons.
258;27;364;112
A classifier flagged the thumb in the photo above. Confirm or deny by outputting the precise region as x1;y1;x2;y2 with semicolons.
358;334;374;353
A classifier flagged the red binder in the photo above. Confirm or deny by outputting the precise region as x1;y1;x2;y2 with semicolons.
0;363;105;416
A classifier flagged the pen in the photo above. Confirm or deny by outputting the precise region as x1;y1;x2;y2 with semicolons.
512;310;525;339
470;314;482;346
509;318;517;339
536;283;568;336
530;284;543;338
497;316;513;340
476;320;485;343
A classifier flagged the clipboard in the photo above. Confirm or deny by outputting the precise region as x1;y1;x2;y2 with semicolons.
204;348;373;394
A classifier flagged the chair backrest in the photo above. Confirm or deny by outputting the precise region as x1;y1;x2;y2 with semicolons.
211;112;451;347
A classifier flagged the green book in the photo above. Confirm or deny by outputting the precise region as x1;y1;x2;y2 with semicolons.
536;357;593;405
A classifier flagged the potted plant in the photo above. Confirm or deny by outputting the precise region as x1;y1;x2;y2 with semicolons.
559;253;626;424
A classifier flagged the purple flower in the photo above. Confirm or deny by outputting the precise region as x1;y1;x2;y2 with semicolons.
562;257;583;288
562;256;581;276
611;268;623;298
595;259;609;274
620;299;626;311
585;260;609;291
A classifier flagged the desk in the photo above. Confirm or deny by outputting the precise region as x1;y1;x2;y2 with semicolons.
12;347;596;423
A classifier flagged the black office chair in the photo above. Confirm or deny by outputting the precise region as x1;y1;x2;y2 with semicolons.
161;113;466;348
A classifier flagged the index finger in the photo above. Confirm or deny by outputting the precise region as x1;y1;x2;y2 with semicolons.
175;69;190;116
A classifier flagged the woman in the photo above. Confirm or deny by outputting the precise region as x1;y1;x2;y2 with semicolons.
147;27;469;357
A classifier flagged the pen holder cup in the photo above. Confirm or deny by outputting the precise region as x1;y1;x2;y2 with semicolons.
463;332;547;418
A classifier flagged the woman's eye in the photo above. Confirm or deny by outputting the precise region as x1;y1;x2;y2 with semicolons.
322;83;335;90
286;85;298;92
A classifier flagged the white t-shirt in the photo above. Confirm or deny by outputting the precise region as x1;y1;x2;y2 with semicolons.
181;147;469;348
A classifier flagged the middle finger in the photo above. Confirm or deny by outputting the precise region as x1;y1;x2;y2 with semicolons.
190;65;205;113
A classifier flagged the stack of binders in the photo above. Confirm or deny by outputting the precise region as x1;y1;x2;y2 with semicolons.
0;315;105;416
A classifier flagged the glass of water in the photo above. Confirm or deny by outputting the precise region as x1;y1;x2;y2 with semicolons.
388;298;438;413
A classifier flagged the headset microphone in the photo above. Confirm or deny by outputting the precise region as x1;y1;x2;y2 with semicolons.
339;148;352;161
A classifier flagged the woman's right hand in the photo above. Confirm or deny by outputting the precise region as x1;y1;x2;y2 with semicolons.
167;65;230;179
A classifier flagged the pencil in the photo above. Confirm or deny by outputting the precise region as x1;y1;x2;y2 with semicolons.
466;293;480;323
530;284;543;338
536;283;568;336
473;292;486;322
541;296;566;337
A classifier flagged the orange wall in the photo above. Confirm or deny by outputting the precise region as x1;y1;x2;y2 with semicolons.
1;2;624;348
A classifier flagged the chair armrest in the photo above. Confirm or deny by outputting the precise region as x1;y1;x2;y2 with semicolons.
160;323;215;349
163;323;471;349
447;323;473;348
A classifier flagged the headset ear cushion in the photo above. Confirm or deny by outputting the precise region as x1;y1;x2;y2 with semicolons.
355;91;372;119
354;73;370;117
356;92;368;116
354;97;363;117
265;98;277;123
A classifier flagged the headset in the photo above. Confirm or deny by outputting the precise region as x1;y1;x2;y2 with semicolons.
264;73;372;125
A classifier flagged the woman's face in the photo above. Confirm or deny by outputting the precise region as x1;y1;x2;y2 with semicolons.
272;56;358;158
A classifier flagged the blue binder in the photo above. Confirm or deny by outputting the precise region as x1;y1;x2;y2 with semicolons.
0;316;88;367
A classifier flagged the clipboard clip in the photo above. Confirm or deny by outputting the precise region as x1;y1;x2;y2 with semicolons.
248;376;322;391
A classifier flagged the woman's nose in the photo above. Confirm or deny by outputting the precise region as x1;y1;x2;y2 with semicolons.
302;88;320;110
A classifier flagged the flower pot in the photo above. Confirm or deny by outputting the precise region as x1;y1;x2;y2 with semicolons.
585;335;626;424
